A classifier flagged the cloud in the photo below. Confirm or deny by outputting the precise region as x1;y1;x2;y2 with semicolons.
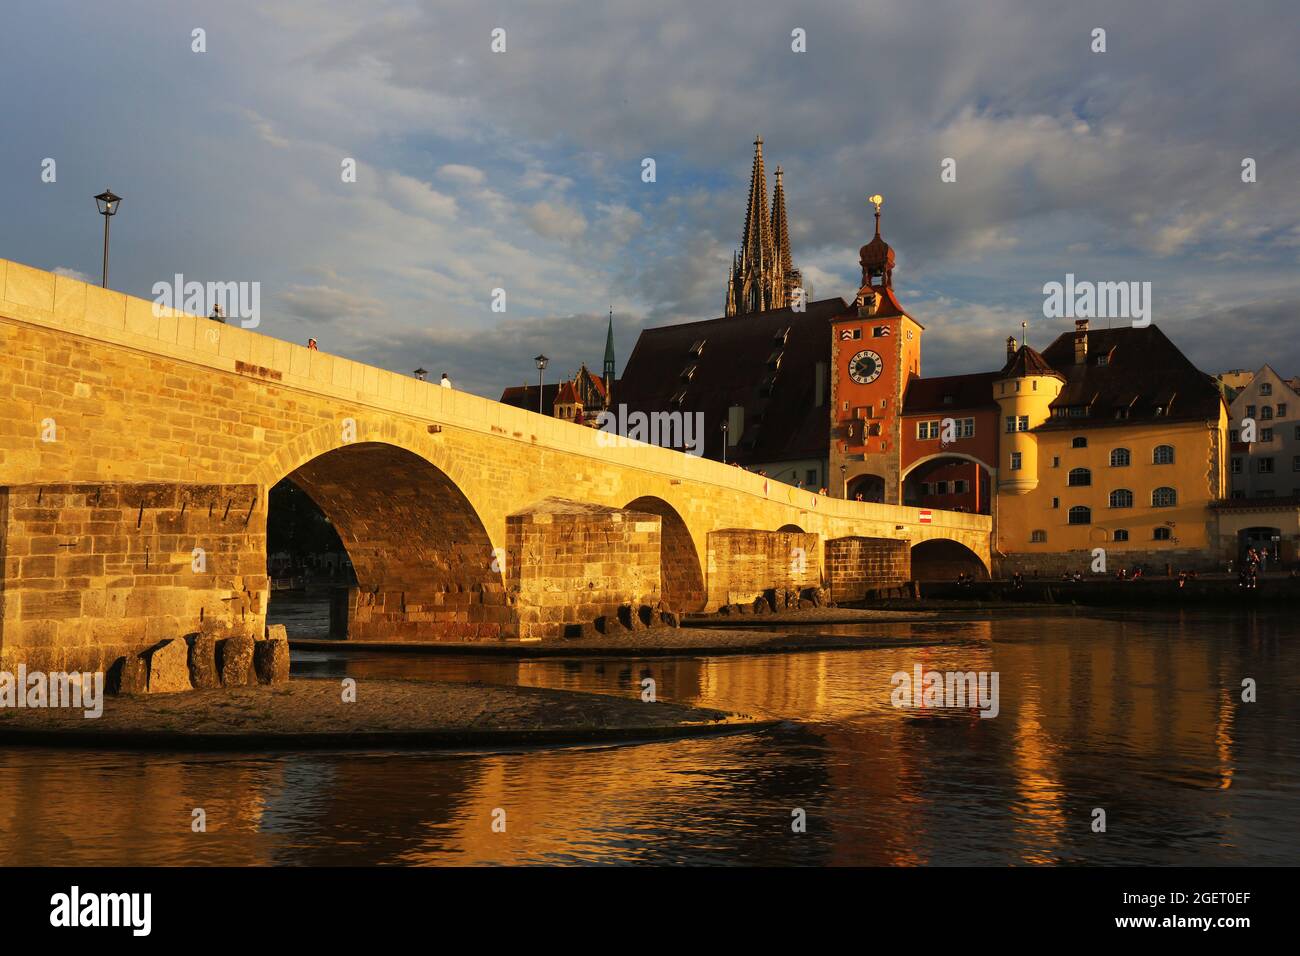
525;200;587;240
437;164;486;186
276;284;387;323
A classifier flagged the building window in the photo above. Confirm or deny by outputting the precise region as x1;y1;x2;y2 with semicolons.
1230;430;1239;442
1052;497;1060;509
1109;489;1134;508
1096;355;1109;366
1258;457;1275;474
1261;428;1274;442
1246;404;1256;417
960;417;975;438
1018;415;1029;431
1072;436;1088;448
1010;452;1022;470
1110;447;1131;467
1114;529;1129;542
1292;455;1300;472
1052;456;1060;468
1152;486;1177;507
917;420;940;440
1261;405;1274;420
1004;415;1015;433
1232;457;1243;474
920;482;932;495
955;479;969;493
1153;444;1175;464
1295;425;1300;441
1278;403;1288;416
936;480;950;495
1068;506;1091;525
1260;382;1273;395
1030;530;1047;543
806;468;818;487
1154;527;1172;541
1068;467;1092;486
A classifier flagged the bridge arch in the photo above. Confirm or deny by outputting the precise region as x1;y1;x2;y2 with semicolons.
902;453;994;515
269;439;508;640
624;495;706;612
910;537;989;581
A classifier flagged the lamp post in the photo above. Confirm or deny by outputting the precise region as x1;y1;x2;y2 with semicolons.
534;354;549;414
720;421;728;465
840;463;847;498
94;189;122;288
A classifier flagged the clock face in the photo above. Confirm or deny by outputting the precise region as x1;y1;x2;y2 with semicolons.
849;349;883;385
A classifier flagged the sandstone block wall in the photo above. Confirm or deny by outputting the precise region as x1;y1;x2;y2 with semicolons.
0;482;265;674
826;536;911;602
507;498;661;640
706;529;820;609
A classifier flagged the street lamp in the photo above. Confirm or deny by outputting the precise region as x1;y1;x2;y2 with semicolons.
840;463;847;498
94;188;122;288
413;368;427;381
534;354;549;414
720;421;728;465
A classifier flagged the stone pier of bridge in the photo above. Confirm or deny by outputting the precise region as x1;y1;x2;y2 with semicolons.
0;257;990;673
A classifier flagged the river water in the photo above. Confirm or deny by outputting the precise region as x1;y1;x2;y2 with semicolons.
1;607;1295;865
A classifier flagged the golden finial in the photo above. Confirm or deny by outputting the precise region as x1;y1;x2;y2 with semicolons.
868;194;883;213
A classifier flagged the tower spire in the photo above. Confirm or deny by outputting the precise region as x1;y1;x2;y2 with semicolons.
603;305;616;403
725;137;801;316
770;165;797;308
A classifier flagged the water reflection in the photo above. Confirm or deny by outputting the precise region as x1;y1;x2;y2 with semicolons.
0;609;1295;865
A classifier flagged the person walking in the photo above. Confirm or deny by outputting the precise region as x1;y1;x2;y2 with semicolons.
440;372;452;389
307;337;318;351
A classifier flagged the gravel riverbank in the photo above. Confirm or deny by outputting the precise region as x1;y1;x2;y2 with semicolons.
0;678;776;750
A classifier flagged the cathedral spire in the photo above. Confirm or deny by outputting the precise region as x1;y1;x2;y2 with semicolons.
739;136;771;275
726;138;800;316
603;305;616;400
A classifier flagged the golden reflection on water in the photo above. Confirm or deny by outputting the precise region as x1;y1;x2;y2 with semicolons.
0;610;1295;865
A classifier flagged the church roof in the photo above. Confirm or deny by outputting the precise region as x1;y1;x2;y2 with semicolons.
618;297;849;466
554;379;580;406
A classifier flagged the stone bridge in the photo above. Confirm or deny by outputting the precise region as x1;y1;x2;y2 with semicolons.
0;257;990;673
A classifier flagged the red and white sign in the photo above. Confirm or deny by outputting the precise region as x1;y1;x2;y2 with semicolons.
918;509;933;524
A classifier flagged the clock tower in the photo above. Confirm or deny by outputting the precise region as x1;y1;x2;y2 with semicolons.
829;196;922;502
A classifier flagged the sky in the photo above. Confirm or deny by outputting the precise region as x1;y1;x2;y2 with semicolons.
2;0;1298;397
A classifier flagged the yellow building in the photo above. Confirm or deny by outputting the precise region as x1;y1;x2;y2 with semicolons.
994;321;1229;574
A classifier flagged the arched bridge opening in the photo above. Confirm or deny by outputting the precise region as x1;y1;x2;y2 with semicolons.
910;538;989;581
275;442;507;641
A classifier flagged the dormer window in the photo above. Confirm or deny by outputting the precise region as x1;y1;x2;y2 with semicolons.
689;339;706;357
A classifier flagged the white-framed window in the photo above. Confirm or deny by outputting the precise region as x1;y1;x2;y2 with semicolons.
1068;467;1092;486
1110;447;1130;467
1010;452;1022;470
1114;529;1129;542
1109;489;1134;508
1153;444;1175;464
1154;527;1172;541
1068;506;1091;525
1030;530;1047;543
1152;486;1177;507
